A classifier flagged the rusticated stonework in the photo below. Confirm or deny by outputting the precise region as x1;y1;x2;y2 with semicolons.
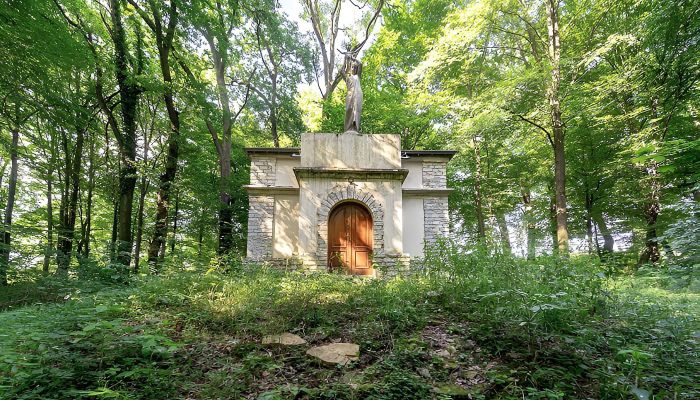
422;161;447;188
424;197;449;245
246;195;274;260
250;157;276;186
244;133;456;277
316;185;384;268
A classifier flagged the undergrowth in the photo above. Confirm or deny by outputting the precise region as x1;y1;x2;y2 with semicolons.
0;248;697;399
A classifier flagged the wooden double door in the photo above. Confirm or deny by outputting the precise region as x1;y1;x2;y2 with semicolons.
328;203;373;275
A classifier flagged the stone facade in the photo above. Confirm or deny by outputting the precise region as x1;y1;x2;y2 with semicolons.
250;157;276;186
424;197;449;245
244;133;455;276
246;195;274;260
422;161;447;188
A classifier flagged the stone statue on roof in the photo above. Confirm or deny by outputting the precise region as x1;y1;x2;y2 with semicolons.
343;55;363;133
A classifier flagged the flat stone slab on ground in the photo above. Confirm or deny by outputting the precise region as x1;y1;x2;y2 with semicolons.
261;333;307;345
306;343;359;365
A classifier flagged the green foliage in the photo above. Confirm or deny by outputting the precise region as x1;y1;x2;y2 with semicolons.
2;252;697;399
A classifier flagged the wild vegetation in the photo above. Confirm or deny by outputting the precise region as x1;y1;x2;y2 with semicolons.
1;250;698;399
0;0;698;398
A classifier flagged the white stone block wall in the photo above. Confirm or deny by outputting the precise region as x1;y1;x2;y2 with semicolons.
246;195;274;260
424;197;449;245
250;157;277;186
422;161;447;188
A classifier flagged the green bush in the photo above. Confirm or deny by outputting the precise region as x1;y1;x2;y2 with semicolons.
1;247;697;399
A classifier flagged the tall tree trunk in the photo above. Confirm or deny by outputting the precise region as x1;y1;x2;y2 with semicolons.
133;179;148;273
521;186;536;259
638;161;661;264
546;0;569;255
270;106;280;148
584;190;594;255
593;212;614;254
78;136;95;257
495;211;511;255
43;172;54;274
138;0;181;273
56;128;85;272
549;195;558;252
110;198;119;261
473;137;486;240
203;30;238;256
0;128;19;286
133;131;150;273
111;0;140;269
218;144;233;255
197;223;204;258
44;131;56;273
169;190;180;256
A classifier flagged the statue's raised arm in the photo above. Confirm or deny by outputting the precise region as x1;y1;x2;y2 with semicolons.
343;55;363;133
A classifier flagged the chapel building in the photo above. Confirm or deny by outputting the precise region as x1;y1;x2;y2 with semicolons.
245;132;455;276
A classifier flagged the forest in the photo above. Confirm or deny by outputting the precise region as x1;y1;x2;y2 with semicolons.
0;0;698;399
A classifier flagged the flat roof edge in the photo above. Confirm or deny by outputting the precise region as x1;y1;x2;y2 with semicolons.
245;148;457;158
245;147;300;155
401;150;458;158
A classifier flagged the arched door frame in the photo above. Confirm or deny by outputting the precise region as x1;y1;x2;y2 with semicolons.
317;185;384;270
327;201;373;273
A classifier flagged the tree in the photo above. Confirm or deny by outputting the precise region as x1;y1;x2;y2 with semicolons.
127;0;183;273
301;0;385;101
246;7;312;146
180;0;252;255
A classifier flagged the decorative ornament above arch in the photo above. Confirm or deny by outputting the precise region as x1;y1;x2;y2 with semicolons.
316;185;385;264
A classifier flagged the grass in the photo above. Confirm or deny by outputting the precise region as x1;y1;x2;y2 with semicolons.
0;248;697;399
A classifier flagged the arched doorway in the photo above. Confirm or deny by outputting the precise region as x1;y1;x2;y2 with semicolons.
328;202;373;275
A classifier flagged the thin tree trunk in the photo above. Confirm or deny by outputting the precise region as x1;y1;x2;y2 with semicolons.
133;131;150;273
495;211;511;255
584;190;594;255
473;136;486;240
522;186;536;259
639;161;661;264
169;190;179;256
0;128;19;286
136;0;181;273
111;197;119;261
203;30;237;256
133;180;148;273
56;128;85;272
197;223;204;258
549;195;558;252
43;173;54;274
593;212;614;254
270;106;280;147
78;136;95;257
546;0;569;255
586;213;594;254
218;146;233;255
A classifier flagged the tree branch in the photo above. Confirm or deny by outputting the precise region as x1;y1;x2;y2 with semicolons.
516;114;553;147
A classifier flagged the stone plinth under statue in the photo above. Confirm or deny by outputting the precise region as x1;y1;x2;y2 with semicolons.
244;132;455;276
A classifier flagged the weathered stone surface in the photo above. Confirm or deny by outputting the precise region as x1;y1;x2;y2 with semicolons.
250;157;277;186
422;161;447;188
424;197;448;245
245;133;454;276
306;343;359;365
246;195;274;260
261;332;307;345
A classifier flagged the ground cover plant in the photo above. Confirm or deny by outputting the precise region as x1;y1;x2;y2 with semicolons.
1;249;697;399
